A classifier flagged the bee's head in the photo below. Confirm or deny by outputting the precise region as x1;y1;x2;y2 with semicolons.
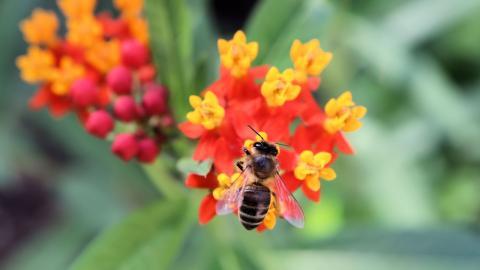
253;141;278;156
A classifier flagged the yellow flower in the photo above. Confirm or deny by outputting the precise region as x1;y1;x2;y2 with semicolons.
66;16;103;48
49;57;85;96
261;67;301;107
290;39;332;82
85;40;121;73
114;0;144;18
58;0;96;20
16;47;55;83
294;150;336;192
187;91;225;130
213;173;243;200
127;18;149;44
324;91;367;134
218;30;258;78
263;196;277;230
20;9;59;46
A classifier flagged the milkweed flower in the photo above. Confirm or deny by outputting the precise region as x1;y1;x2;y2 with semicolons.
180;31;366;231
17;0;171;163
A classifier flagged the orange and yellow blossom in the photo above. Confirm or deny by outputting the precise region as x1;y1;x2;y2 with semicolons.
261;67;301;107
66;16;103;48
20;9;58;46
16;47;55;83
290;39;332;82
186;91;225;130
57;0;96;20
49;57;85;96
218;31;258;78
324;91;367;134
114;0;144;18
294;150;336;192
86;40;121;73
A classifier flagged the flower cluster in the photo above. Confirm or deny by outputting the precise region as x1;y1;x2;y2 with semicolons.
180;31;366;231
17;0;173;163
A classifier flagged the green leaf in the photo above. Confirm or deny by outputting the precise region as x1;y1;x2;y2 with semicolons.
177;157;212;176
145;0;193;121
246;0;333;67
70;199;193;270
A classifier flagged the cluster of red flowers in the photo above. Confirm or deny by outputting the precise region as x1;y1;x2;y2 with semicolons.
179;31;366;231
16;0;172;163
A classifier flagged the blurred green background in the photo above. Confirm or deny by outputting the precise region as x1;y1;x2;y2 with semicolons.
1;0;480;269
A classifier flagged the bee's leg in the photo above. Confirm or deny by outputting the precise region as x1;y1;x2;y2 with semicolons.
242;147;251;156
236;161;244;171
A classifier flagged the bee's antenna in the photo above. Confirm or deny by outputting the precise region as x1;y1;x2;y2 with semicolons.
275;142;292;149
247;125;265;141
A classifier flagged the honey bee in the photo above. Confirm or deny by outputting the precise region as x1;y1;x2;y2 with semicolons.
216;126;304;230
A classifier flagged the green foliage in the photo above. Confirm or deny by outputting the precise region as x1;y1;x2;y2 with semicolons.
70;199;193;270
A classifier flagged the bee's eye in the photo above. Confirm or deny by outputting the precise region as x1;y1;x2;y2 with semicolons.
271;148;278;156
253;142;261;148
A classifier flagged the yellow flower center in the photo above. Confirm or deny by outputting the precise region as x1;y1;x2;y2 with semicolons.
66;16;103;48
261;67;301;107
324;91;367;134
217;31;258;78
213;173;243;200
49;57;86;96
58;0;96;20
16;46;55;83
294;150;336;192
187;91;225;130
20;9;59;46
290;39;333;82
85;40;121;73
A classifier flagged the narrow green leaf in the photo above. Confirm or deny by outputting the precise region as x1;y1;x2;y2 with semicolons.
70;199;192;270
145;0;193;121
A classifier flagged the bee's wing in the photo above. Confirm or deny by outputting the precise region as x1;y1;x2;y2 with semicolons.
216;168;250;215
273;171;305;228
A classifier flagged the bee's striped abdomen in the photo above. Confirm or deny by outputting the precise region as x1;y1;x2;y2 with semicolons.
239;183;271;230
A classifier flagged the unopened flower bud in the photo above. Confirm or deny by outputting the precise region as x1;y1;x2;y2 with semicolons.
85;110;114;138
142;86;167;116
107;65;132;95
71;78;98;107
137;138;159;163
114;96;138;122
121;39;150;69
112;133;138;161
138;64;156;84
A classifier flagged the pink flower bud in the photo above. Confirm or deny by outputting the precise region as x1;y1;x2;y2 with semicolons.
71;78;98;107
121;39;150;69
114;96;138;122
107;65;133;95
142;85;167;116
137;138;159;163
112;133;138;161
85;110;114;138
138;64;156;83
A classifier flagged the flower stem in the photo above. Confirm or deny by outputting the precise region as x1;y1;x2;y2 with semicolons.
142;157;186;201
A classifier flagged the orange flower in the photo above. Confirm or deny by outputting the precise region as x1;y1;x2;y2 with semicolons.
290;39;332;82
16;47;55;83
49;57;85;96
261;67;301;107
127;18;149;44
114;0;144;18
20;9;59;46
58;0;96;20
85;40;121;73
66;16;103;48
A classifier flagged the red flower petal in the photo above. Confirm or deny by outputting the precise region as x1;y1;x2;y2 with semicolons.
178;122;206;139
335;133;355;155
198;194;217;225
185;171;218;189
49;98;71;118
193;132;218;161
277;149;297;171
213;137;239;174
302;184;321;202
306;77;320;90
256;223;267;232
28;86;50;110
282;171;303;192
